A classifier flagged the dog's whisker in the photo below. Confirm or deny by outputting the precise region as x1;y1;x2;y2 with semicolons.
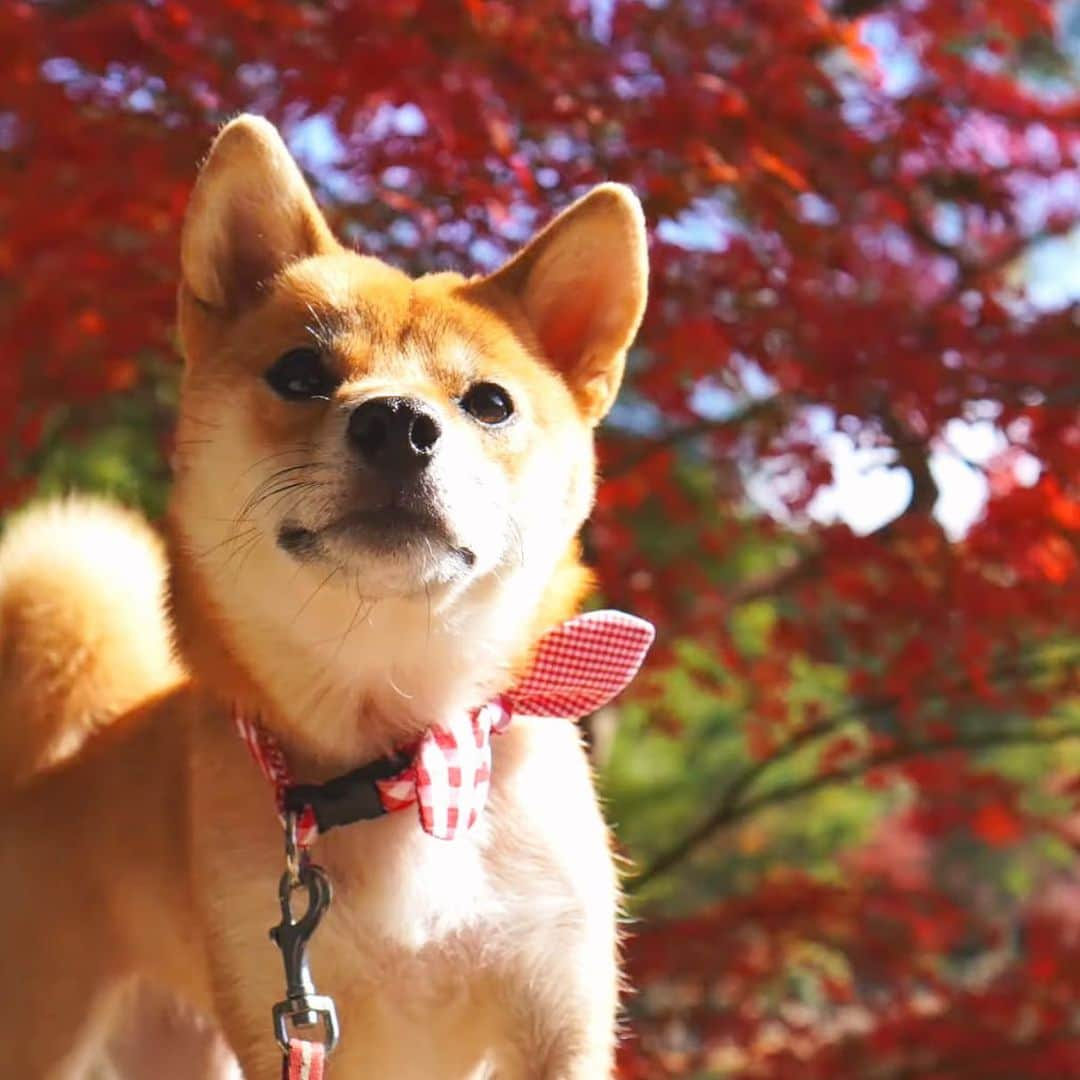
237;445;317;481
195;525;258;563
293;564;343;620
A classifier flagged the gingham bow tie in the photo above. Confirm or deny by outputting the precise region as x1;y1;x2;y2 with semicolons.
237;610;654;843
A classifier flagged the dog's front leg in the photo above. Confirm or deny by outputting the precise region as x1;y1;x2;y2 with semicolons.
490;920;620;1080
484;722;624;1080
492;1003;618;1080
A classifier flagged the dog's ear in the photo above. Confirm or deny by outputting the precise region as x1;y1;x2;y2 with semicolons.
480;184;648;422
180;115;337;312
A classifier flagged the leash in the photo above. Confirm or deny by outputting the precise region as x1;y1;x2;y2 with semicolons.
269;811;338;1077
250;610;655;1072
283;1038;326;1080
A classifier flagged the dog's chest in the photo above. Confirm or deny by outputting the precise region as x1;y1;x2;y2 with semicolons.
318;810;500;964
291;804;537;1074
197;713;606;1073
299;732;587;1005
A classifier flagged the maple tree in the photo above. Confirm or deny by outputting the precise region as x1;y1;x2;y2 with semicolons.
2;0;1079;1075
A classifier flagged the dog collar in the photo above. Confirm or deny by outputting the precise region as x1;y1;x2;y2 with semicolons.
235;610;655;844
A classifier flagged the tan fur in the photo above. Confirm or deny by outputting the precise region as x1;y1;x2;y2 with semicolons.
0;496;182;788
0;498;236;1077
0;115;647;1078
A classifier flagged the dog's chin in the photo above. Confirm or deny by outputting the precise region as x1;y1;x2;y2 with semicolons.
276;508;478;596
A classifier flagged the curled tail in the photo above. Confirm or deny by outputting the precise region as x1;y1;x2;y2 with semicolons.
0;496;181;791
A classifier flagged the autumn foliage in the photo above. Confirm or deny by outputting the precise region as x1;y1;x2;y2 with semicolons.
2;1;1079;1075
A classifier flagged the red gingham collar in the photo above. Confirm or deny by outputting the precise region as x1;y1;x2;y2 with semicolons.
235;610;654;843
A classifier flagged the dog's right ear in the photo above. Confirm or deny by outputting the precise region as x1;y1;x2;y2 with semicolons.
180;115;337;313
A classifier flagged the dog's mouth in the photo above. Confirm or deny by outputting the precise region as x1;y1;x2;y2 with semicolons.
277;507;477;571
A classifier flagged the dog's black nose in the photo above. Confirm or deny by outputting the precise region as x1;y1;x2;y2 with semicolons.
347;397;441;469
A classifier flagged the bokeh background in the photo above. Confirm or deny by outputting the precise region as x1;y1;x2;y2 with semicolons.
2;1;1080;1076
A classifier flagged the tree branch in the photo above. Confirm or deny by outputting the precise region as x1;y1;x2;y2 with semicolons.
624;642;1077;895
834;0;893;18
876;403;940;521
604;396;785;479
626;723;1080;894
725;547;823;604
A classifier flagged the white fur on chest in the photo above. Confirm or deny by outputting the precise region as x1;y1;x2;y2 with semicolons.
319;806;494;960
285;717;612;1077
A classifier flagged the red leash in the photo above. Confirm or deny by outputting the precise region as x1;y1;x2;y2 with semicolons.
284;1038;326;1080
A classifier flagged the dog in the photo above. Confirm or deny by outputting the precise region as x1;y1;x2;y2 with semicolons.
0;114;649;1078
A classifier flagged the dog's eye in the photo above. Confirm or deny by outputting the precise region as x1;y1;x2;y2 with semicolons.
264;348;339;402
461;382;514;426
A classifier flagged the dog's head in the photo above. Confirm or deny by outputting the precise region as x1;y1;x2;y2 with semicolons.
170;116;646;737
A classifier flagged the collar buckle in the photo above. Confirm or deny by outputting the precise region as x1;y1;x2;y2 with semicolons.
283;751;412;835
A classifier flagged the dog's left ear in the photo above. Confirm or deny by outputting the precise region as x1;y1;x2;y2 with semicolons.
480;184;648;422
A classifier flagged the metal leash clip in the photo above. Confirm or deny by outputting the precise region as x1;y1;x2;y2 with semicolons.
269;811;340;1054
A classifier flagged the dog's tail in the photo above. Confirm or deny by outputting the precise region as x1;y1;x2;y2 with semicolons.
0;496;182;791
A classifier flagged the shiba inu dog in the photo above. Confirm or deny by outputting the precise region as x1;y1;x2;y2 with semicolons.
0;115;648;1078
